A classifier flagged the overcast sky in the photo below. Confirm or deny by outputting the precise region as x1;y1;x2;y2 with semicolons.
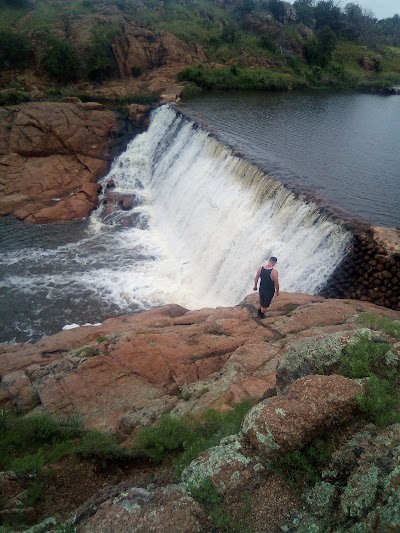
353;0;399;19
288;1;399;20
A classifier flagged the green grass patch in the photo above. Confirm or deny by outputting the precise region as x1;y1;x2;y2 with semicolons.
338;334;400;427
132;400;253;475
178;65;305;91
354;312;400;339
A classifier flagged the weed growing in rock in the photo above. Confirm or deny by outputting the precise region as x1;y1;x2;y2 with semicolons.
132;400;253;474
270;436;339;491
190;478;252;532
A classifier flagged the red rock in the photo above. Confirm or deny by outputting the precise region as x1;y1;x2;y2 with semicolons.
241;374;363;458
0;102;118;222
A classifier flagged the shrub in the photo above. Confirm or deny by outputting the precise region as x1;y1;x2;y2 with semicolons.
338;335;400;427
132;400;253;474
190;478;251;532
177;65;305;91
73;431;139;468
271;435;339;490
357;375;400;427
0;31;32;69
42;39;78;82
131;66;143;77
87;25;121;82
0;90;29;106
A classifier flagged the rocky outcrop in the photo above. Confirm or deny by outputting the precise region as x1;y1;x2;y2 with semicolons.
181;434;265;493
241;374;363;458
320;227;400;311
75;485;208;533
282;423;400;532
0;102;133;223
1;292;398;433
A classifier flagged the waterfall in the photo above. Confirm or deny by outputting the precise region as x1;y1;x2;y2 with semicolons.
95;105;351;309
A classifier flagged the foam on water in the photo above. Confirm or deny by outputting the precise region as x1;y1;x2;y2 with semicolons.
0;105;352;343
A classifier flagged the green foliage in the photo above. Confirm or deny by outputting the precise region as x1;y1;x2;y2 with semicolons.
357;376;400;427
132;400;253;474
178;65;305;91
0;30;32;69
354;312;400;339
338;335;400;427
23;479;44;506
0;90;29;106
304;27;337;67
131;66;143;77
0;411;83;471
73;431;139;468
271;435;339;490
190;478;251;532
42;39;79;82
87;25;121;82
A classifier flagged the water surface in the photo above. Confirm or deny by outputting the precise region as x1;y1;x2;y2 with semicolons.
181;91;400;227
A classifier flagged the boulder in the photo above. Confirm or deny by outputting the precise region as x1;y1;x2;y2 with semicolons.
294;423;400;532
75;485;207;533
241;375;363;458
0;102;121;222
275;328;373;392
181;434;265;494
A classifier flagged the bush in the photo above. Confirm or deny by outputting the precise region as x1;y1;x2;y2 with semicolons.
190;478;252;532
42;39;79;82
87;26;121;82
0;30;32;69
338;335;400;427
177;65;305;91
73;431;139;468
131;66;143;77
0;90;29;106
357;375;400;427
271;435;339;490
132;400;253;474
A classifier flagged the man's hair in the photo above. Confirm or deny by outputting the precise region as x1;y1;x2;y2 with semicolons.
269;256;277;263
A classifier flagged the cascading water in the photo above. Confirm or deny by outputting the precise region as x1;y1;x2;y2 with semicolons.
95;105;352;307
0;105;351;343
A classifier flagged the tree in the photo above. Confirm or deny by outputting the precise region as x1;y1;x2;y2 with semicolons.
293;0;315;27
304;26;337;67
42;39;79;82
0;31;32;69
269;0;286;23
314;0;342;32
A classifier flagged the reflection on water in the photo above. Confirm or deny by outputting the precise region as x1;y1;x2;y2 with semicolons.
181;91;400;227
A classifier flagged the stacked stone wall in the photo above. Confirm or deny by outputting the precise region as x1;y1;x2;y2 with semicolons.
320;229;400;311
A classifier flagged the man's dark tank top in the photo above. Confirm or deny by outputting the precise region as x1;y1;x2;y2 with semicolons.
260;267;274;293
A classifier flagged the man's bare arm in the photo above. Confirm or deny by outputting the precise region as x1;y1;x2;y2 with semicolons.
272;270;280;296
253;267;261;290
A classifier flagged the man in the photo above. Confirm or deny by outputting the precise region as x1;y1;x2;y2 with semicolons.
253;256;279;318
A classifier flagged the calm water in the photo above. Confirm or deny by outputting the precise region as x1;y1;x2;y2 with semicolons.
181;91;400;227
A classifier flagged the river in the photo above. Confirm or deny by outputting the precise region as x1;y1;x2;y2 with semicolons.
1;92;398;343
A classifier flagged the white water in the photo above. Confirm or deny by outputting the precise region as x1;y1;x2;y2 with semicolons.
94;105;351;309
0;105;352;343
